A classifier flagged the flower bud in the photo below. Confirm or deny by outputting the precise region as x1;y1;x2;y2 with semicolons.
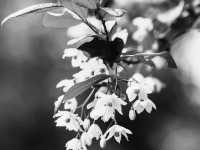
100;136;106;148
129;109;136;120
83;118;90;130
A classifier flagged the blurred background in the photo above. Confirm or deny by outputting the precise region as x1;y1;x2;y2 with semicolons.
1;0;200;150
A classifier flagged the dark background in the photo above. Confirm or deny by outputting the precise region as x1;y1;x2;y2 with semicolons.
1;0;200;150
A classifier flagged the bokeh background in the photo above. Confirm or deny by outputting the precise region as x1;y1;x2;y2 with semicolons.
1;0;200;150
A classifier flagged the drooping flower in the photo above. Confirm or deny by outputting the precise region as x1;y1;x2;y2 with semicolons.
89;93;127;122
56;78;75;92
63;48;88;68
132;99;156;114
81;132;92;147
65;138;82;150
104;124;132;143
100;135;107;148
126;73;154;102
82;118;90;130
54;111;82;131
64;98;78;113
73;57;109;82
87;124;102;140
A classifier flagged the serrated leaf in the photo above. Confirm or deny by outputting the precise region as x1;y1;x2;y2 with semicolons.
1;3;63;26
63;74;110;102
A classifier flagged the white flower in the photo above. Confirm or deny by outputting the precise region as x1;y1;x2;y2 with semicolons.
87;124;102;140
90;93;127;122
73;58;108;82
132;100;145;114
126;73;154;102
64;98;78;113
54;111;82;131
81;132;92;147
104;125;132;143
132;99;156;114
56;79;75;92
63;48;88;68
65;138;82;150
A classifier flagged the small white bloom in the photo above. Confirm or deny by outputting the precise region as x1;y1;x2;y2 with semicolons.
73;58;108;82
126;73;154;102
141;99;156;113
64;98;78;113
129;109;136;120
100;135;106;148
54;111;82;131
132;99;156;114
63;48;88;68
81;132;92;147
82;118;90;130
104;125;132;143
87;124;102;140
65;138;82;150
90;93;127;122
56;79;75;92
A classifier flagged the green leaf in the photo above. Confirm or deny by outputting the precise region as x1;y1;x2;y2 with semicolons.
1;3;63;26
63;74;110;102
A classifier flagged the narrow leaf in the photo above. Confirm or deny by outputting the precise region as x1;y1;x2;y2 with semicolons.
63;74;110;102
157;1;184;25
121;51;177;68
1;3;63;26
100;7;126;17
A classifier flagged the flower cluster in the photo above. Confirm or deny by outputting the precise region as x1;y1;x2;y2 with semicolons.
52;1;167;147
2;0;186;149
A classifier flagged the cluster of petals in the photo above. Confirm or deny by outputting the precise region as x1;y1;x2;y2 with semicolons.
103;124;132;143
54;111;82;132
89;92;127;122
126;73;163;116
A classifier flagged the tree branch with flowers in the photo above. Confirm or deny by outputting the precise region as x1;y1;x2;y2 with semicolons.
3;0;200;149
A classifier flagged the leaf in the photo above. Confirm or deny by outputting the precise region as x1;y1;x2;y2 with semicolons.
43;9;81;28
74;0;97;10
156;1;184;25
121;51;177;68
67;35;95;46
63;74;110;102
100;7;126;18
1;3;63;26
